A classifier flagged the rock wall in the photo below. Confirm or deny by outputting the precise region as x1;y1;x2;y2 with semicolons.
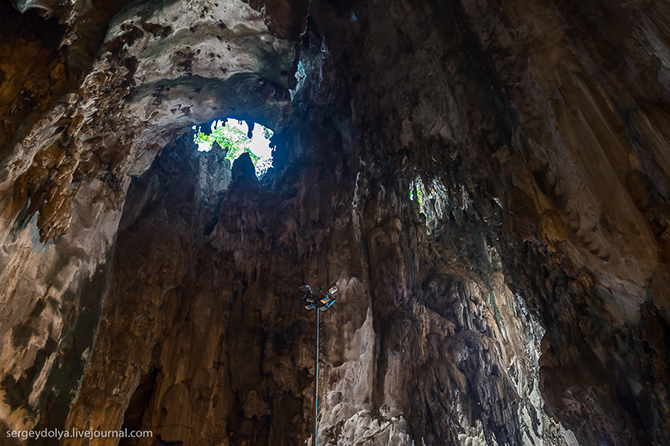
67;125;565;445
0;0;302;441
0;0;670;445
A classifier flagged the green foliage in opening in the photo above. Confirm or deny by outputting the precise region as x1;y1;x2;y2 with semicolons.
193;120;273;176
410;181;434;214
409;188;423;205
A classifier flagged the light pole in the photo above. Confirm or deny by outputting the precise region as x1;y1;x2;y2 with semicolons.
315;306;319;446
299;284;338;446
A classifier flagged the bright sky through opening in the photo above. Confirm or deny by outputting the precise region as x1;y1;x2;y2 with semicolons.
195;119;273;177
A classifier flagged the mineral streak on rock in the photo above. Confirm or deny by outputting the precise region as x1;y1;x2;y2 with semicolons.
0;0;669;445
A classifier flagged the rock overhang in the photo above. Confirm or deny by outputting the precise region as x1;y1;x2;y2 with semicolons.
1;0;306;242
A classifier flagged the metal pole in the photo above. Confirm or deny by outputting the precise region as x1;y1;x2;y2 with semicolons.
315;309;319;446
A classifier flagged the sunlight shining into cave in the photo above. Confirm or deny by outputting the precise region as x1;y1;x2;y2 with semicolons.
192;119;273;177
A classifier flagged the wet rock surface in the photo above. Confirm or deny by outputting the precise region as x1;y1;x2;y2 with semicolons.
0;0;670;445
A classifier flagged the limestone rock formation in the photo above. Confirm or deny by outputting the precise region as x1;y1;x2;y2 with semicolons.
1;0;669;445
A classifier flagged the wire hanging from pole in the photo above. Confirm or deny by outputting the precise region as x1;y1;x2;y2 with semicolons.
315;309;319;446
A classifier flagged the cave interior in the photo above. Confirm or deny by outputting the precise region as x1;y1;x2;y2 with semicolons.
1;0;670;445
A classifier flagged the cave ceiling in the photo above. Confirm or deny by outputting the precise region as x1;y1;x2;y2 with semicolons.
0;0;669;445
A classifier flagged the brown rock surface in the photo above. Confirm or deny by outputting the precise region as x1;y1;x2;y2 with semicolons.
0;0;670;445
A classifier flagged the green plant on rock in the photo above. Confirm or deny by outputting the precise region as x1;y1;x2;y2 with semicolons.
193;120;273;175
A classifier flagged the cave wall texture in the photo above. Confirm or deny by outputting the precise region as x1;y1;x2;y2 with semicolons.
1;0;670;445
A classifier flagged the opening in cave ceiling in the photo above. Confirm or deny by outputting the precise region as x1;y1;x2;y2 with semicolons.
192;119;274;178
